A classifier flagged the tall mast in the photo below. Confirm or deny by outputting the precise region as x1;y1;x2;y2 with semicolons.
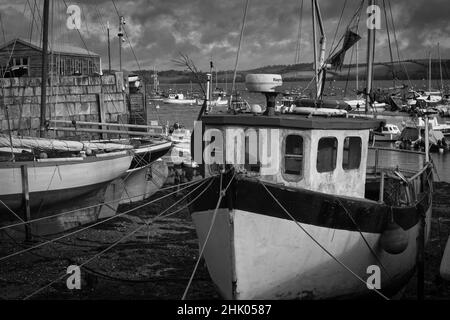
39;0;50;138
356;41;359;93
365;0;376;113
312;0;326;99
107;21;111;73
428;50;432;92
439;43;444;93
311;0;318;98
118;16;124;71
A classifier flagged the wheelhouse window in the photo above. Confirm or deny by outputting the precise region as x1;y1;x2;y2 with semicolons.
284;135;303;176
343;137;362;170
317;137;337;173
245;135;260;173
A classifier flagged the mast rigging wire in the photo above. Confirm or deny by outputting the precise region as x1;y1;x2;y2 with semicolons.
182;172;236;300
382;0;396;87
294;0;304;65
386;0;412;88
0;176;214;264
260;181;390;300
230;0;250;108
0;175;212;232
22;176;215;300
111;0;142;71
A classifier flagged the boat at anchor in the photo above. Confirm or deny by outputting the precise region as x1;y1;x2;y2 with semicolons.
187;0;434;296
188;73;433;300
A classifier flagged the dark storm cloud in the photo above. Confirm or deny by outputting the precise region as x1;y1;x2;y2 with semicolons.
0;0;449;71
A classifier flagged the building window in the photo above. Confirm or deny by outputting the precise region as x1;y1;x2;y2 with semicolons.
343;137;362;170
10;57;30;77
69;59;74;74
74;60;80;74
82;60;87;74
284;135;303;176
317;137;337;173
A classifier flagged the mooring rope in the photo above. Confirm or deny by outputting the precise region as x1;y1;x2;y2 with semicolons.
0;200;25;224
333;197;393;281
0;176;214;263
22;175;216;300
0;176;209;232
182;172;236;300
260;181;390;300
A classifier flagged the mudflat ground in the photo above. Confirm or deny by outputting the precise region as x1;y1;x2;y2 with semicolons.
1;180;450;300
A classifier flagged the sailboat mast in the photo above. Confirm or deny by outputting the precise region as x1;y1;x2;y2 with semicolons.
365;0;376;113
39;0;50;138
428;50;432;92
107;21;111;73
311;0;326;99
311;0;318;99
118;16;124;71
356;41;359;92
439;43;444;93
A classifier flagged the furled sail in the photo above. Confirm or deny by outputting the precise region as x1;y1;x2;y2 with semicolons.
0;134;133;152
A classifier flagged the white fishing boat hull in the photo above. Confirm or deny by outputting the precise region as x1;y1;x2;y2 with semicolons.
163;98;197;105
119;160;169;204
192;206;431;300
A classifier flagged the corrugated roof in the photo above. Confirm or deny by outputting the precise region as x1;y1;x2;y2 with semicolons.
0;38;99;57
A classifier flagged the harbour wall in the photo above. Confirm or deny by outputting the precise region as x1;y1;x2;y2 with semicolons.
0;72;128;139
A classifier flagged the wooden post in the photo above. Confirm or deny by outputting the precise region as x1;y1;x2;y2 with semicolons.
39;0;50;138
379;170;385;203
97;93;107;140
374;148;379;174
21;165;32;242
417;204;425;300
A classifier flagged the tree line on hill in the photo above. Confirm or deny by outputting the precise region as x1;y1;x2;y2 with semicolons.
128;59;450;85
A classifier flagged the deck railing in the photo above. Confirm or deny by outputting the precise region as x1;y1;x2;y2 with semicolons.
367;146;426;176
367;146;431;205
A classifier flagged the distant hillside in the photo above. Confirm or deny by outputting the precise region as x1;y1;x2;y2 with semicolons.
131;59;450;84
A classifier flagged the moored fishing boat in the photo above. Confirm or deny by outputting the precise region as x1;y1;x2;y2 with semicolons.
372;124;401;142
395;116;449;153
188;73;433;300
163;93;197;105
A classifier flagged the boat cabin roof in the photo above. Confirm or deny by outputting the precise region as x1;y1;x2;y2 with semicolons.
202;113;384;131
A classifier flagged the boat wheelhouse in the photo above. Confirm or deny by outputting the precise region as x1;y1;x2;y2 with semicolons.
373;124;401;142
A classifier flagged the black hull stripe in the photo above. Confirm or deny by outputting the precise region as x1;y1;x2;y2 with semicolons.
189;175;431;234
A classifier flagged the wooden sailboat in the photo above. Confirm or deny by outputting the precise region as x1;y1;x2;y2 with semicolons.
188;0;433;300
0;0;134;234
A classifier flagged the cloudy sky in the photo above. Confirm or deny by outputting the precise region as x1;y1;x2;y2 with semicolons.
0;0;449;72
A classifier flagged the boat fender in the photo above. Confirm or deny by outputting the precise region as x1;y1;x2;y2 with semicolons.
250;104;263;114
379;220;408;255
39;152;48;159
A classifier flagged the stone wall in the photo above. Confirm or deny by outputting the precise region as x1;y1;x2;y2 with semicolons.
0;72;128;139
